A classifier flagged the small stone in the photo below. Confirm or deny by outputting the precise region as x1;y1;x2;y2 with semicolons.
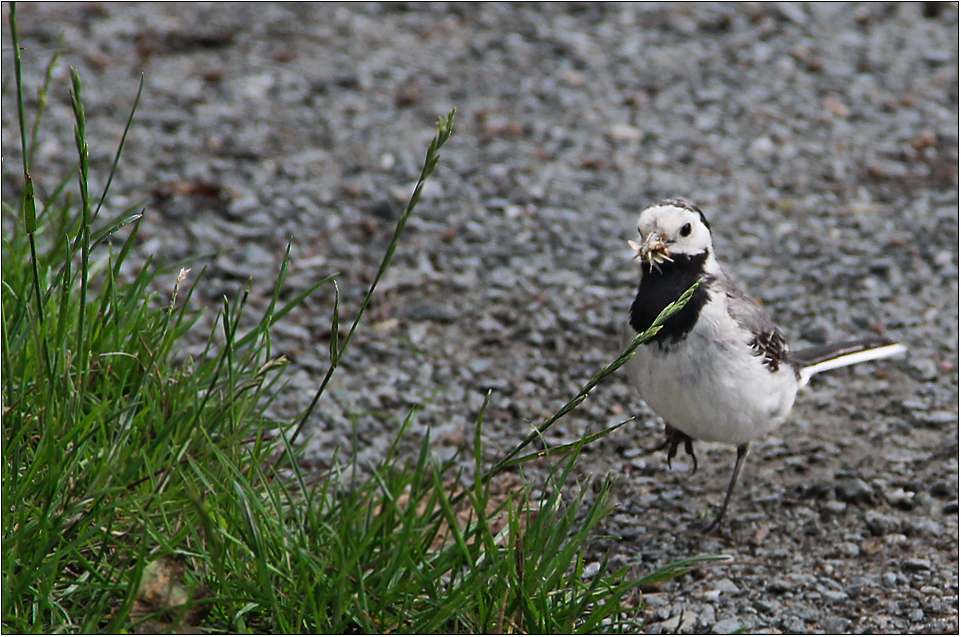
905;518;944;537
902;558;931;572
819;588;849;604
749;136;777;161
608;122;644;141
379;152;396;170
835;541;861;558
910;357;939;381
918;410;957;427
782;616;806;633
644;593;670;608
691;603;714;626
712;618;745;634
398;301;458;323
836;477;875;504
370;198;399;221
823;94;850;117
886;487;917;509
930;481;954;498
657;612;696;633
865;511;901;535
714;578;740;594
922;622;951;633
867;159;910;179
467;358;492;374
795;604;822;621
775;2;808;23
581;562;601;578
845;584;866;599
821;616;851;633
901;398;928;411
885;533;909;545
823;500;847;515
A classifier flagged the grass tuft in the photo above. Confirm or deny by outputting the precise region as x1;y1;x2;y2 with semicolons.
2;6;725;633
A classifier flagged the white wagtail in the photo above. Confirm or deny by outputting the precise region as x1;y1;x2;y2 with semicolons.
625;198;906;532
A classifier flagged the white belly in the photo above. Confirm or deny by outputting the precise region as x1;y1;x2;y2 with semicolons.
625;312;798;446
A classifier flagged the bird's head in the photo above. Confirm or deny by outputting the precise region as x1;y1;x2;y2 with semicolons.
629;198;713;269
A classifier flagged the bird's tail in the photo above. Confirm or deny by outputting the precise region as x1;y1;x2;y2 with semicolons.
792;336;906;386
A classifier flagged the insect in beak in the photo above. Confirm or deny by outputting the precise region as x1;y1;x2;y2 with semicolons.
629;232;673;269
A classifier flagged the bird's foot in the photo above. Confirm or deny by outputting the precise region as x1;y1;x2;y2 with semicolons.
700;512;729;536
663;424;698;474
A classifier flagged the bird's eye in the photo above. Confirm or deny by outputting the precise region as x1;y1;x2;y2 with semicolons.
680;223;692;237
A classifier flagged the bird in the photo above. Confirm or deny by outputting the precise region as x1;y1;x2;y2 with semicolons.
624;198;906;533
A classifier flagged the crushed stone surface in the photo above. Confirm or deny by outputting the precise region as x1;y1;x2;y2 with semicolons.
2;3;957;633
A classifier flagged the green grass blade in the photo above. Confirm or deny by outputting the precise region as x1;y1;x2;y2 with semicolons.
94;73;143;219
497;415;634;470
286;110;455;450
480;279;700;484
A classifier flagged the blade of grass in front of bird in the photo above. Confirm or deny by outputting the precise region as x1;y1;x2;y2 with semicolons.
495;415;634;471
480;280;701;484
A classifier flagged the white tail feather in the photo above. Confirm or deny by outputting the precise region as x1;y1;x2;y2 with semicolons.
798;343;907;387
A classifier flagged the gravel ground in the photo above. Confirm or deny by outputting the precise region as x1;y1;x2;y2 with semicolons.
3;3;958;633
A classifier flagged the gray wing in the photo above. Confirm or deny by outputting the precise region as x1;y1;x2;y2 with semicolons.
715;273;790;372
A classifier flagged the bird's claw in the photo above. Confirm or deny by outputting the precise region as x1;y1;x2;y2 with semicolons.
664;424;698;474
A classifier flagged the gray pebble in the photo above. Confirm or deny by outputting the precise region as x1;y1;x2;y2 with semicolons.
818;588;850;604
822;500;847;516
781;616;806;633
698;604;716;627
918;410;958;427
655;612;696;633
766;578;793;595
886;487;917;509
904;518;944;537
835;541;861;558
398;301;459;323
820;616;852;633
714;577;741;595
909;357;940;381
712;617;745;634
865;511;902;536
836;477;875;504
902;558;932;572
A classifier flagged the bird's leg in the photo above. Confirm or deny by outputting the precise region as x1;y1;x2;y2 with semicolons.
703;442;750;534
662;424;698;474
